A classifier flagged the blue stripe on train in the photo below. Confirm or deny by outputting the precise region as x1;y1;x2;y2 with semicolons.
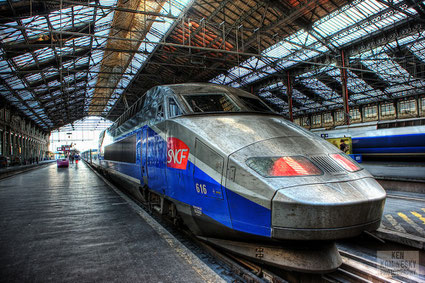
102;160;142;181
167;162;233;229
167;160;271;237
226;189;271;237
103;125;272;238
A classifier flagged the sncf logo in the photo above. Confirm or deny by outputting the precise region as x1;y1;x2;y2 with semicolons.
167;137;189;170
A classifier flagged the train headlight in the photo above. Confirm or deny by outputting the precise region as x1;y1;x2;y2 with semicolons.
246;156;323;177
330;153;361;172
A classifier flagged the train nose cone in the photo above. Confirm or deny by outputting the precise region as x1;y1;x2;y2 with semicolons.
271;178;386;240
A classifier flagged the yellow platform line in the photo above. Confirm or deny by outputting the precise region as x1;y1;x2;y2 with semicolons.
384;214;406;233
398;212;425;236
411;211;425;225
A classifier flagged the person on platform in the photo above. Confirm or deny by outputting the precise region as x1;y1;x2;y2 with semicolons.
69;154;74;164
339;139;349;153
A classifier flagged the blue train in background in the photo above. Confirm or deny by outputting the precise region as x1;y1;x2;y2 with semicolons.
82;83;386;273
314;120;425;157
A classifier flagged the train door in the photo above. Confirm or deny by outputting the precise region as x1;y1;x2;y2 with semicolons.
146;100;167;195
193;139;224;200
193;140;232;229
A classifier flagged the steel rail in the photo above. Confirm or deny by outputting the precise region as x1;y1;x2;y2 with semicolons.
336;247;423;282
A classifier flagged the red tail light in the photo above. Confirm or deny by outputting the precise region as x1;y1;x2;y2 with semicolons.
270;157;322;176
330;154;361;172
246;156;322;177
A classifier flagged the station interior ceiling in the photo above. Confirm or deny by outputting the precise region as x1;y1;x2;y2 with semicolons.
0;0;425;132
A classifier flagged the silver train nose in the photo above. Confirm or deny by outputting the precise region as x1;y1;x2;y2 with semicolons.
271;178;386;240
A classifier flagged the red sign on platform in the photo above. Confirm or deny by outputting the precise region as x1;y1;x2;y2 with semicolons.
167;137;190;170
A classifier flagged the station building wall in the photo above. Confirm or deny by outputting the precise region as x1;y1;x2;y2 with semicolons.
295;95;425;129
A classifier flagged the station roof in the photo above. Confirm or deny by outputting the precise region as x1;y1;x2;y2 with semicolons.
0;0;424;131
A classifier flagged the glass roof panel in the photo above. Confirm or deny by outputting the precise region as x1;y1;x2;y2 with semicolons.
102;0;197;115
13;53;35;68
241;0;417;94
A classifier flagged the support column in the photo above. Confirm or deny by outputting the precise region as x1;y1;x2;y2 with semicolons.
15;135;18;156
340;50;350;125
0;129;3;156
23;137;27;161
20;136;23;157
31;140;34;160
0;129;4;156
10;134;13;156
26;138;30;162
27;138;30;160
28;139;32;161
286;72;294;122
16;135;19;157
16;135;19;158
8;129;12;156
13;134;17;156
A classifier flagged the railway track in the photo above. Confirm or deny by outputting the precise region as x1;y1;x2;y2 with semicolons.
325;250;416;283
330;244;425;282
193;238;287;283
86;161;424;283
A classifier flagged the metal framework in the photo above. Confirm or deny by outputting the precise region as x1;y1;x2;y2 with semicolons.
0;0;424;130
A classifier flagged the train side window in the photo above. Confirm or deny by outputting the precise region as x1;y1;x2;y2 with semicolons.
168;98;183;118
195;139;224;177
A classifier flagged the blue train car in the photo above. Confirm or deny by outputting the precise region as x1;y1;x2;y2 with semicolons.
316;120;425;156
81;149;98;164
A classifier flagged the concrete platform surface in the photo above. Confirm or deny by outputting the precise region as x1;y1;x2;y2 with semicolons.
0;162;223;282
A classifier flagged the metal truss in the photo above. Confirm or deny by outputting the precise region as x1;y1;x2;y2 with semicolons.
1;0;425;130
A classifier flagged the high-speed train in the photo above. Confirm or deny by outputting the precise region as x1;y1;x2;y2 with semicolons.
83;83;386;272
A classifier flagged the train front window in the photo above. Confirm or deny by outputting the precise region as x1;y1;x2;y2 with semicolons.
183;93;240;113
238;96;273;113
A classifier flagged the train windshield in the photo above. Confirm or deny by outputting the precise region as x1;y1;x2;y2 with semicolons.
237;96;273;113
182;93;274;114
183;93;240;113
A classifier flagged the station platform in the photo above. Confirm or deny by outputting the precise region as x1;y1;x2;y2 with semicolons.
0;160;55;179
381;191;425;239
0;162;224;282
